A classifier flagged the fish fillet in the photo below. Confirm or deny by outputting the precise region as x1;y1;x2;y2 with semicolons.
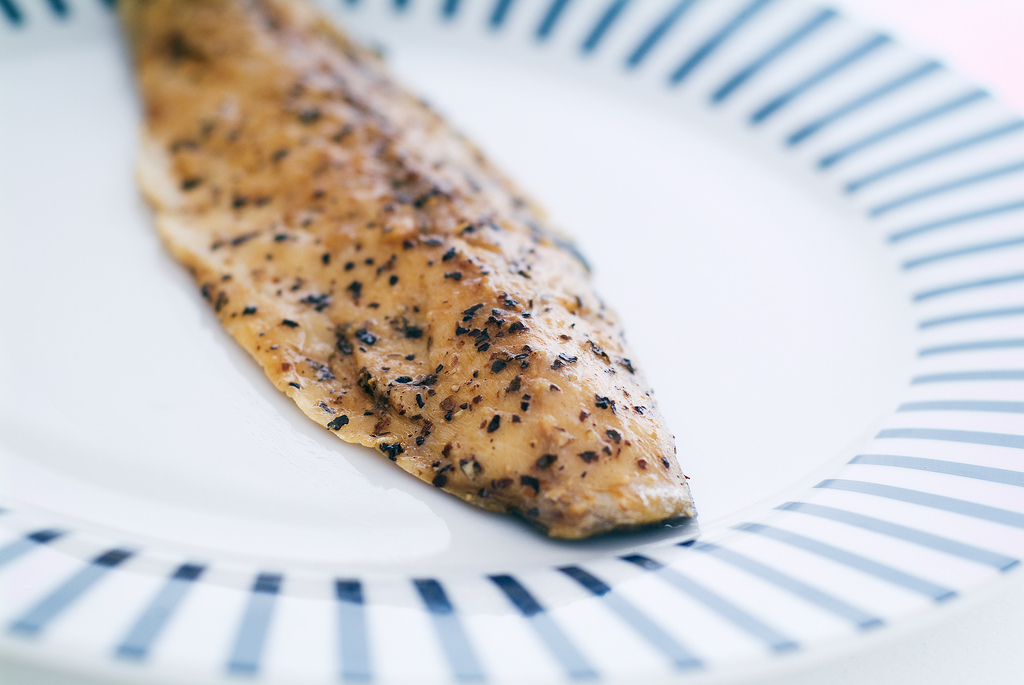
119;0;695;539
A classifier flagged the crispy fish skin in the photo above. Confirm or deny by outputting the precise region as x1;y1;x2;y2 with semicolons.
119;0;694;538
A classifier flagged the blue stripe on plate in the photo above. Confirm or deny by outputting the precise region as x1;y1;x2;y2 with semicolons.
845;119;1024;192
558;565;702;670
581;0;631;54
536;0;572;40
889;198;1024;243
919;306;1024;329
691;542;883;629
750;33;891;125
817;479;1024;529
413;579;486;683
788;60;941;146
668;0;776;83
443;0;460;19
877;427;1024;450
1;0;22;25
819;89;988;169
489;575;598;681
393;0;409;12
912;369;1024;384
226;573;283;676
871;161;1024;217
8;548;133;637
851;453;1024;487
711;8;836;104
914;271;1024;302
621;555;797;653
779;502;1018;570
45;0;68;17
898;399;1024;413
737;523;956;601
0;530;63;570
115;563;205;661
919;338;1024;356
903;234;1024;270
335;580;371;683
625;0;698;70
490;0;516;29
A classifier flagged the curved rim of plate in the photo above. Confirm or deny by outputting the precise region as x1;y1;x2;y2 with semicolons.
2;0;1024;683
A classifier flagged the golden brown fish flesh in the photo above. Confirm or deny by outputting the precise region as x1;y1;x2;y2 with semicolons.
119;0;694;538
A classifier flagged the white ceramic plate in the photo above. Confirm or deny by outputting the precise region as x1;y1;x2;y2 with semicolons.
2;0;1023;683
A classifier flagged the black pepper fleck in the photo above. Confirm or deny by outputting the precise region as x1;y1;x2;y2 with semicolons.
536;454;557;468
301;293;331;312
551;352;578;370
327;415;350;430
298;108;321;124
336;335;353;355
230;231;258;246
354;328;376;345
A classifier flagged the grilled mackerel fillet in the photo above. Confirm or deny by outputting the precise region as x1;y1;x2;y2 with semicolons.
119;0;695;538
